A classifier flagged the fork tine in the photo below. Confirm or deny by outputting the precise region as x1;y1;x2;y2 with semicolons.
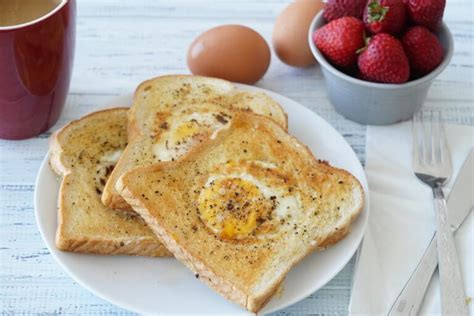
419;111;427;164
432;111;442;166
412;111;423;166
439;112;452;173
422;111;433;165
429;111;436;164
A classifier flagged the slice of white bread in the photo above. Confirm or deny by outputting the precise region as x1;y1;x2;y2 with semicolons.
117;112;364;312
49;108;171;256
102;75;288;211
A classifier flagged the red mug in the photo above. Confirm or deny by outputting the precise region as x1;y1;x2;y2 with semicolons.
0;0;76;140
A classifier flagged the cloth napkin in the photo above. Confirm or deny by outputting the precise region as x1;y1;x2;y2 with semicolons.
349;123;474;315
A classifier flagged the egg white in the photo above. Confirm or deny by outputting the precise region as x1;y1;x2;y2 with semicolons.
94;149;123;194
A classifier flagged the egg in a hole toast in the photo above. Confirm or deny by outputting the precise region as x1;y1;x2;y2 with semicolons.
117;112;364;312
102;75;287;212
49;108;171;256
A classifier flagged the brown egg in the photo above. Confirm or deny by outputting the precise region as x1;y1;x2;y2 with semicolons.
187;25;271;84
273;0;324;67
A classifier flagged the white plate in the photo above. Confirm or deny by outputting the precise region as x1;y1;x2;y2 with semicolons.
35;84;369;315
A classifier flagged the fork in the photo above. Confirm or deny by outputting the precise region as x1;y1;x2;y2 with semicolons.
412;111;468;316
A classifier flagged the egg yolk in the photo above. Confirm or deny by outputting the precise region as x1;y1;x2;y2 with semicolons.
173;120;202;143
198;177;273;240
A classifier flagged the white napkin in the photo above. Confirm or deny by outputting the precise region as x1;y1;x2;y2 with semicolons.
349;123;474;315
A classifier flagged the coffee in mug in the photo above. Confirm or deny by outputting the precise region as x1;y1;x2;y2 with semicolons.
0;0;62;27
0;0;75;140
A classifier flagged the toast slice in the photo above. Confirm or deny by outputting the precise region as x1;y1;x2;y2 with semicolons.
102;75;288;211
117;112;364;312
49;108;171;256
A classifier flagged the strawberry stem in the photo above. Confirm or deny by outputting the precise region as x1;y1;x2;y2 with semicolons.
367;0;389;23
356;33;371;54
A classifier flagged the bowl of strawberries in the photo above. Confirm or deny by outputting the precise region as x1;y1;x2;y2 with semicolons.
308;0;453;125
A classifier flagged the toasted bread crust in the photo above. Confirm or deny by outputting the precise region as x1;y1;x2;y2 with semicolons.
117;112;364;312
103;75;288;212
55;234;170;256
102;189;133;211
50;108;171;257
119;186;249;307
119;181;285;312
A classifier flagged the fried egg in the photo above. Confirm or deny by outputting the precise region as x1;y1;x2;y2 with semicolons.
197;160;303;241
94;149;123;195
152;110;231;161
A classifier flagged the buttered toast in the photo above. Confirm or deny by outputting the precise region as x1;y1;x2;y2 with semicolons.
117;112;364;312
49;108;171;256
102;75;288;211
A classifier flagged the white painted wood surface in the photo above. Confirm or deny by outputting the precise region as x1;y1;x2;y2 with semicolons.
0;0;472;314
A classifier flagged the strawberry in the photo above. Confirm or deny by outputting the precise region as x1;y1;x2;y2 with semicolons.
406;0;446;30
358;33;410;83
313;17;365;68
363;0;407;35
402;26;444;76
323;0;367;21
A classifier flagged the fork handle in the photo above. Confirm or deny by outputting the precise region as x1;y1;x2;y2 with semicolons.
433;187;468;316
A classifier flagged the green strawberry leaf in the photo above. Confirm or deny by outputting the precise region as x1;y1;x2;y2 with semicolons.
367;0;389;23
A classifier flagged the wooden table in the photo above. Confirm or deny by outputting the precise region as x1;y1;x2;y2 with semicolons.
1;0;472;314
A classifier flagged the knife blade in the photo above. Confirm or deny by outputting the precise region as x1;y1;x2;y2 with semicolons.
447;149;474;230
388;149;474;316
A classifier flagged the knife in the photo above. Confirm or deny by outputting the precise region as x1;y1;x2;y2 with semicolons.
388;149;474;316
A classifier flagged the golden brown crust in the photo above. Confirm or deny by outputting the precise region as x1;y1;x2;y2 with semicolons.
131;75;288;131
55;234;170;257
119;180;283;312
50;108;171;257
104;75;288;212
119;184;251;308
102;187;135;212
117;112;364;312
